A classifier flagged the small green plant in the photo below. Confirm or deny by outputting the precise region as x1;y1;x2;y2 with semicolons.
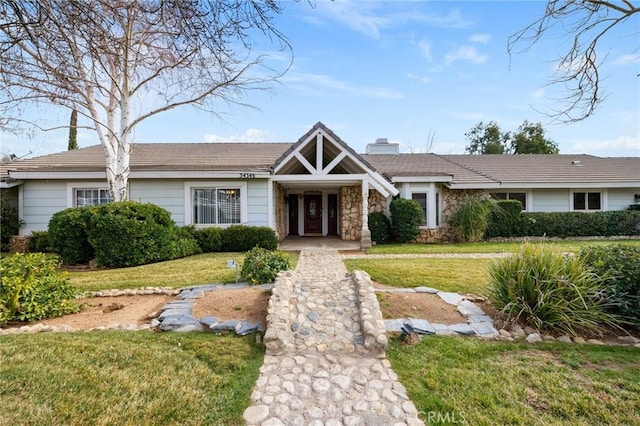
0;253;78;325
389;198;423;243
488;243;623;336
240;247;290;284
580;244;640;327
29;230;54;253
368;211;391;244
449;198;492;242
0;198;24;250
48;206;96;264
194;227;224;252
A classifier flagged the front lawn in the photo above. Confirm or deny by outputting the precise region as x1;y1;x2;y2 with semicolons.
388;336;640;425
344;258;492;295
367;239;640;255
68;252;298;292
0;332;263;425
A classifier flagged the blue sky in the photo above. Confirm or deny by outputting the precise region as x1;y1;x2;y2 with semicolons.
1;0;639;159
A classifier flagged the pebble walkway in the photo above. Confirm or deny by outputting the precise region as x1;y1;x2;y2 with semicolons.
243;249;424;426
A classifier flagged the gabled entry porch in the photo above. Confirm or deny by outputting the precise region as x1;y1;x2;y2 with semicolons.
270;122;398;250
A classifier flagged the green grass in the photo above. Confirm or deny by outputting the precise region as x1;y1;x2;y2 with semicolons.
367;239;640;255
0;332;263;426
387;336;640;425
67;252;298;292
344;258;492;295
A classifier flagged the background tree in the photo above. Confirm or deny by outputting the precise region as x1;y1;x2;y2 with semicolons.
508;1;639;122
510;121;559;154
0;1;291;201
67;109;78;150
464;121;509;154
465;121;559;154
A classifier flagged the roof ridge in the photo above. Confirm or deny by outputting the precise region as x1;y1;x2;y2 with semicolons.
434;153;501;183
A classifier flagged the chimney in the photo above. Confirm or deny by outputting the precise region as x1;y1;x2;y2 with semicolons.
366;138;399;154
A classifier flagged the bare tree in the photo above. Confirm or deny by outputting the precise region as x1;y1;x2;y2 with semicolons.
0;1;291;201
508;0;639;122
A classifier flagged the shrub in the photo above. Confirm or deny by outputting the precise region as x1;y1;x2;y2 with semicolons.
194;227;224;252
449;198;492;242
221;225;278;252
368;212;391;244
48;206;96;264
580;244;640;327
0;253;79;325
240;247;290;284
0;199;23;251
488;243;623;336
29;230;54;253
390;198;423;243
87;201;198;267
485;200;523;238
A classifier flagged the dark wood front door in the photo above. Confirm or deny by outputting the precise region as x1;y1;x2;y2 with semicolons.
288;194;298;236
304;194;322;234
328;194;338;235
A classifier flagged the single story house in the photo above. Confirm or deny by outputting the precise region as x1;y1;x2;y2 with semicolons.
1;122;639;248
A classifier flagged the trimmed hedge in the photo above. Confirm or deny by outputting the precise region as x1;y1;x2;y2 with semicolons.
87;202;200;267
485;200;523;238
194;227;224;253
220;225;278;252
390;198;423;243
29;230;54;253
48;206;96;264
368;212;391;244
486;209;640;239
580;244;640;327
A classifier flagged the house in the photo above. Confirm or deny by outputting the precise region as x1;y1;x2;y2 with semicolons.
1;122;639;248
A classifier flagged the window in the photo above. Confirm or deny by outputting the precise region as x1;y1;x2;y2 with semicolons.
411;193;428;226
573;192;601;211
490;192;527;210
76;188;110;207
193;188;241;225
435;193;440;226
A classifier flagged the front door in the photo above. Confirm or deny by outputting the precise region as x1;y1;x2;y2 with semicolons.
304;194;322;234
288;194;298;236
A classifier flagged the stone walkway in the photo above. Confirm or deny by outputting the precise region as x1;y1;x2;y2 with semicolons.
243;249;424;426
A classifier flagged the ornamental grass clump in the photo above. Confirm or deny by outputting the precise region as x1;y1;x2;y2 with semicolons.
488;243;622;336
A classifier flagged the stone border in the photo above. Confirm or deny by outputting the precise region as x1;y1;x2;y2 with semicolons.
379;286;499;338
263;271;297;353
352;270;388;354
0;284;271;336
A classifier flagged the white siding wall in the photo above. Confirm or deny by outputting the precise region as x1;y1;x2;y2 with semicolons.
20;180;67;234
608;188;639;211
130;180;185;225
530;189;570;212
247;180;269;226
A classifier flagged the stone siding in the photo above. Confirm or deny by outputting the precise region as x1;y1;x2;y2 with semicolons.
274;183;286;241
340;185;362;241
438;188;489;242
368;190;386;214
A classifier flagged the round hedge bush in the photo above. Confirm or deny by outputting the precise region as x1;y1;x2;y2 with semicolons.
368;212;391;244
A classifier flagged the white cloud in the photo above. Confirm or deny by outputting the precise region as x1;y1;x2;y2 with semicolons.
613;53;640;65
532;88;545;99
564;135;640;156
470;33;491;43
283;72;404;100
204;128;275;143
417;39;433;61
445;46;488;65
407;73;431;84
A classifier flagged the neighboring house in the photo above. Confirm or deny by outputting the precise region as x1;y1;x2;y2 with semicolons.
1;122;639;248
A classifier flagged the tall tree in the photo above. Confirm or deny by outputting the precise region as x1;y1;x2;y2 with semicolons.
508;1;639;122
0;1;291;201
510;121;559;154
465;121;559;154
67;109;78;150
464;121;509;154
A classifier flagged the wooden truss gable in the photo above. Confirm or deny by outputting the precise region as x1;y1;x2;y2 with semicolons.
272;122;398;197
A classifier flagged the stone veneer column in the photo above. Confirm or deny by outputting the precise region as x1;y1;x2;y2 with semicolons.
360;178;371;249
